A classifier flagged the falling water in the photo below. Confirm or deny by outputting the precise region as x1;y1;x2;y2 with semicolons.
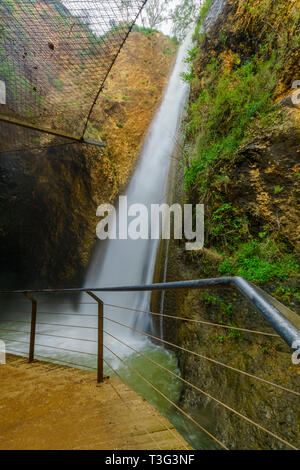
83;32;191;357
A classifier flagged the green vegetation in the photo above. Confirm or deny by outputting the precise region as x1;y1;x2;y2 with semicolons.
132;25;158;37
165;35;179;46
163;48;174;55
170;0;201;41
218;240;299;283
184;53;280;191
181;0;300;285
85;122;99;141
210;203;248;249
273;285;300;303
201;292;242;343
192;0;212;40
274;185;284;195
53;78;64;92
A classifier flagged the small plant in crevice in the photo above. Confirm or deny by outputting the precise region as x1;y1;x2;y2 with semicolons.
274;185;284;194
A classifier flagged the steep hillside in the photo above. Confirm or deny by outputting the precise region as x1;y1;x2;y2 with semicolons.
0;0;146;139
183;0;300;280
0;19;177;287
162;0;300;450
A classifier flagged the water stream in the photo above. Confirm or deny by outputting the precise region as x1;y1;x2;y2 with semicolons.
84;31;191;357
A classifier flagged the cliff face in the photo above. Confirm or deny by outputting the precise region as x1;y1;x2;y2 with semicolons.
187;0;300;262
0;29;177;288
162;0;300;450
0;0;147;140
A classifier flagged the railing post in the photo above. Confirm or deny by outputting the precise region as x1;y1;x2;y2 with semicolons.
23;292;37;363
87;291;104;383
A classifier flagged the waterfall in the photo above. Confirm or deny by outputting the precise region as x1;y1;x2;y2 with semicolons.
83;33;192;358
84;0;226;359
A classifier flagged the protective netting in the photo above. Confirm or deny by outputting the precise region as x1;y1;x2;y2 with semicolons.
0;0;147;151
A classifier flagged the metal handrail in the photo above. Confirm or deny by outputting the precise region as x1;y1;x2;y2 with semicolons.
1;276;299;348
1;275;299;450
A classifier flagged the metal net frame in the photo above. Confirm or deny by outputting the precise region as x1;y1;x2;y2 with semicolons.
0;0;147;149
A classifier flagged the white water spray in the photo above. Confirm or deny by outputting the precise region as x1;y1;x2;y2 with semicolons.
83;32;192;358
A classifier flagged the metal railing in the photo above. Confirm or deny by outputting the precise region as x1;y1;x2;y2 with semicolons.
0;275;299;450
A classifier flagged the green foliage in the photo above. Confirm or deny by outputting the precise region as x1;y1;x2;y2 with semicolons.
218;240;299;283
210;203;248;249
53;78;64;92
52;1;69;18
217;334;224;344
228;325;241;340
274;185;284;194
85;122;99;140
198;31;206;45
273;285;300;302
132;25;158;37
184;45;197;63
201;292;220;305
198;0;212;28
181;70;195;82
184;52;280;193
192;24;201;41
163;48;174;55
165;35;180;45
170;0;199;41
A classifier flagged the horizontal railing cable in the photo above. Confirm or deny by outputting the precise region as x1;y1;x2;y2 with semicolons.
1;338;30;345
0;306;281;337
104;302;281;338
0;311;98;317
34;332;96;343
103;343;228;450
1;302;97;305
0;311;31;315
6;349;96;372
34;321;96;329
104;317;300;397
32;354;96;372
0;319;30;324
37;312;98;317
30;342;96;356
0;327;97;343
31;332;96;343
0;319;97;329
5;347;29;356
2;338;96;357
0;327;30;334
0;306;282;337
104;329;298;450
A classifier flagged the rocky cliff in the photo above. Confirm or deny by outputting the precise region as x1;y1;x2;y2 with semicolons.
0;12;177;288
161;0;300;450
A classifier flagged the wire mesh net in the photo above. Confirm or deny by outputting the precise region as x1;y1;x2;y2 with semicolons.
0;0;147;151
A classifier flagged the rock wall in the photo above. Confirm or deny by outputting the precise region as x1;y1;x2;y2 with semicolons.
0;30;177;288
161;0;300;449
